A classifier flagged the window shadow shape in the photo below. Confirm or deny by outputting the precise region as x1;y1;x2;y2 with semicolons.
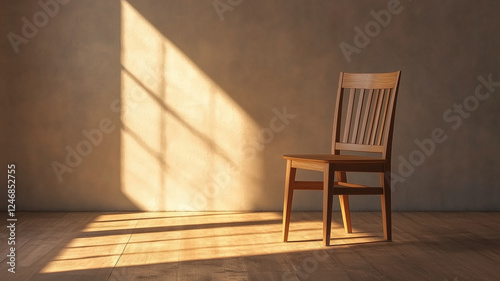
119;0;264;211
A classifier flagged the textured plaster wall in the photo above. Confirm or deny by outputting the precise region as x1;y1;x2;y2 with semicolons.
1;0;499;211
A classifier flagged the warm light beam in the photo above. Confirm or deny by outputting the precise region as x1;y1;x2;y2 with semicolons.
120;0;261;211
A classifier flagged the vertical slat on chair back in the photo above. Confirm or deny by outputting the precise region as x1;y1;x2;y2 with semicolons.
332;72;401;158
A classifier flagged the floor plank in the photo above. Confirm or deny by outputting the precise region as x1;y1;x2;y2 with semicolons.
0;212;498;281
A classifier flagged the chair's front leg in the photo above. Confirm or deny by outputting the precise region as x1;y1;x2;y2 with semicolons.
380;172;392;241
323;163;335;246
282;160;296;242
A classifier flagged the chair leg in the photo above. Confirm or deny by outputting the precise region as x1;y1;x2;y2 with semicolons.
336;172;352;233
323;164;335;246
282;160;296;242
339;195;352;233
380;173;392;241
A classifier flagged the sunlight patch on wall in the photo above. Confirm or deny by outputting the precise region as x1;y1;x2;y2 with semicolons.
120;0;261;211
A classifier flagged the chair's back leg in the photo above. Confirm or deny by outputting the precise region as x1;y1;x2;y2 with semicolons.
336;171;352;233
339;195;352;233
282;160;296;242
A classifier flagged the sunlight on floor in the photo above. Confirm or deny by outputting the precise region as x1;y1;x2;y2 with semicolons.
40;212;366;273
120;0;262;211
41;212;362;273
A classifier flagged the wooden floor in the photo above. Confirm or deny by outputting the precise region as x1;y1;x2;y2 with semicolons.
1;212;499;281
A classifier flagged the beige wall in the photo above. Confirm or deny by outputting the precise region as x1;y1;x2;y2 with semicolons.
1;0;499;211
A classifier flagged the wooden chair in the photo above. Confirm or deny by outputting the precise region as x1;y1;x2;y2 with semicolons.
282;71;401;246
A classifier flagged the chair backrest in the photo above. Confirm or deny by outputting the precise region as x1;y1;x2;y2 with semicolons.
331;71;401;159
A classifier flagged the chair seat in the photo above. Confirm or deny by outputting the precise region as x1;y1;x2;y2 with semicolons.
283;154;386;163
283;154;386;172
